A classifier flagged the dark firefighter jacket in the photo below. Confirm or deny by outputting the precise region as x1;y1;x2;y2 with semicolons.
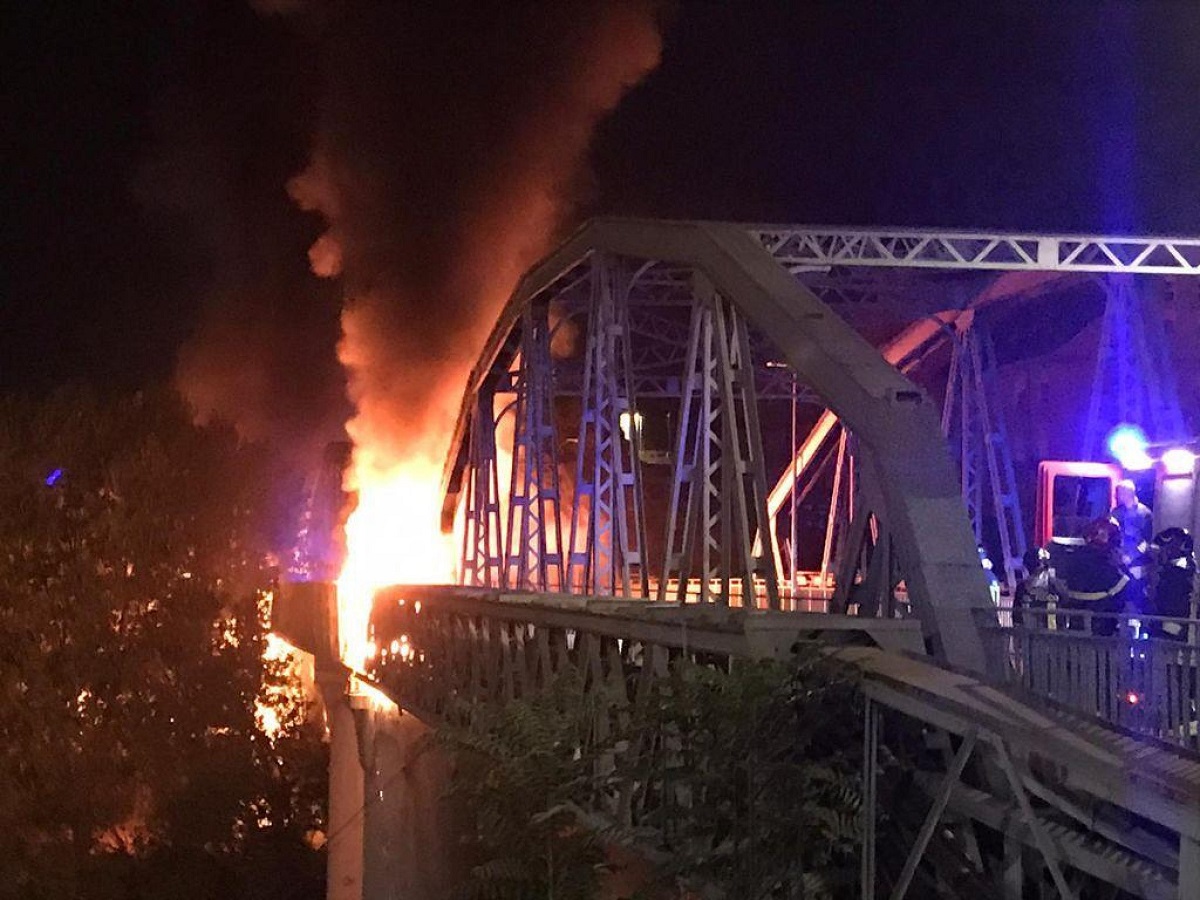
1150;564;1193;639
1062;544;1129;603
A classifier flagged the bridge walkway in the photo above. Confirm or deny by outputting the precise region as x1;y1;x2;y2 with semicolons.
336;586;1200;899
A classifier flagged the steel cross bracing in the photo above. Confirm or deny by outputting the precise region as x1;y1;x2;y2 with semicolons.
460;387;505;588
624;259;985;324
657;275;778;608
749;224;1200;274
503;301;566;591
459;254;811;607
942;323;1027;590
1083;274;1187;457
566;257;649;596
497;302;819;402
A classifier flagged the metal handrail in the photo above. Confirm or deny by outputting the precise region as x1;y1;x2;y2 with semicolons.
976;606;1200;645
978;609;1200;751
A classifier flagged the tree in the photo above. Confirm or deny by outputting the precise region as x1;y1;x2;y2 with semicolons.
440;671;611;900
633;654;863;899
0;385;326;900
440;651;864;900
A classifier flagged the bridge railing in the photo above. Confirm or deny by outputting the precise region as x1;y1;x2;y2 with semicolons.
977;608;1200;752
363;587;768;837
628;574;836;611
359;586;925;834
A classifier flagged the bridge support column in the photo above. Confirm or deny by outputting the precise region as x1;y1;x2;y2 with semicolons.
361;731;405;900
354;706;462;900
1181;835;1200;900
321;678;365;900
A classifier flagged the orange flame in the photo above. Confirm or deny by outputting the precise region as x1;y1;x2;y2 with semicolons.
335;444;456;670
312;3;664;671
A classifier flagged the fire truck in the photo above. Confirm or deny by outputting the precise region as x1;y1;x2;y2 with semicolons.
1033;429;1200;632
1035;431;1200;550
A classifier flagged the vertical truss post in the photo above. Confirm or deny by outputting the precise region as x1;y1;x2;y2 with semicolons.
660;287;714;602
974;328;1027;589
788;371;799;598
660;275;778;608
944;333;983;545
726;298;780;609
566;256;648;596
1002;835;1024;900
821;427;850;586
1180;835;1200;900
461;386;504;587
943;323;1027;590
1084;274;1185;458
832;509;870;614
833;446;894;616
504;300;565;591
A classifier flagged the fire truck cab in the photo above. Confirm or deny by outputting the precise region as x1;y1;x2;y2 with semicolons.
1035;461;1122;548
1034;442;1200;551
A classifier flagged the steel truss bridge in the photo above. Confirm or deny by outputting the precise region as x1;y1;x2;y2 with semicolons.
282;220;1200;900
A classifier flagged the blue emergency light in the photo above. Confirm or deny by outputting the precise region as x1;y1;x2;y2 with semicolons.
1106;425;1153;470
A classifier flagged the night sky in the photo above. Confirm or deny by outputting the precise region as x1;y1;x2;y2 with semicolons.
5;1;1200;420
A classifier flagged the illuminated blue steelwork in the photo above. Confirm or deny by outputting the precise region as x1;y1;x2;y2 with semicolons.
1083;275;1185;459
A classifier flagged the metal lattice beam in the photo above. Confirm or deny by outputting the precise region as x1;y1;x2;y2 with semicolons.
504;301;565;590
942;324;1027;590
659;276;778;608
1083;274;1187;457
566;257;648;596
460;387;504;588
750;224;1200;274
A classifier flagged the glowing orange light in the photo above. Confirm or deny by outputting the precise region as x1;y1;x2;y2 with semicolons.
335;447;455;671
1125;690;1140;706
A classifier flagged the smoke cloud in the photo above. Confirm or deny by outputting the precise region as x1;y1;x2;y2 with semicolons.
286;1;665;489
142;1;348;462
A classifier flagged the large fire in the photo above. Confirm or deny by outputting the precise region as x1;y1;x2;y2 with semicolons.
286;2;664;674
334;445;456;671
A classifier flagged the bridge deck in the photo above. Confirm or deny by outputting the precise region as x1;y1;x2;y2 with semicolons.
273;583;1200;896
838;645;1200;843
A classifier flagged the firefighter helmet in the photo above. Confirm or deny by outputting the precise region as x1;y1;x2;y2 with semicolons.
1083;516;1119;548
1151;527;1194;562
1023;545;1050;572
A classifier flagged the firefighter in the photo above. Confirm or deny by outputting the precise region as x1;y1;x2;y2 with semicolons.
978;546;1001;608
1013;546;1064;629
1147;527;1195;641
1061;516;1128;636
1110;479;1153;612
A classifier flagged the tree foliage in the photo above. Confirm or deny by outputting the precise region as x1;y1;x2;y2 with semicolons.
632;653;863;899
0;386;327;900
440;672;611;900
440;648;863;900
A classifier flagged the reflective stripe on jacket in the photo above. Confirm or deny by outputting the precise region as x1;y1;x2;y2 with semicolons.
1066;574;1129;602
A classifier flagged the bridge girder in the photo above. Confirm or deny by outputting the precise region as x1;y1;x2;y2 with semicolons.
442;218;993;674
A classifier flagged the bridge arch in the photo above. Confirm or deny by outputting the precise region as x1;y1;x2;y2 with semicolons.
440;218;992;672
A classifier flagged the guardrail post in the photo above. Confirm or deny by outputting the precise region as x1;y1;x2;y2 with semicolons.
861;698;878;900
